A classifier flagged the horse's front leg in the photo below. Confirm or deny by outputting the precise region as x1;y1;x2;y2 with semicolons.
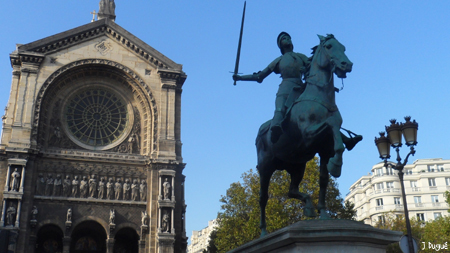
318;156;331;219
259;168;274;237
326;112;345;178
287;164;316;218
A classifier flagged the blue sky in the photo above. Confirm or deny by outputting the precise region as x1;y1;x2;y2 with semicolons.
1;0;450;243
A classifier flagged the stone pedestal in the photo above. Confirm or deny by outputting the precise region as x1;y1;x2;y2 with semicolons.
228;219;402;253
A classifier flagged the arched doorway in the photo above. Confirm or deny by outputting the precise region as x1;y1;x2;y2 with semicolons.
70;221;107;253
36;224;64;253
113;227;139;253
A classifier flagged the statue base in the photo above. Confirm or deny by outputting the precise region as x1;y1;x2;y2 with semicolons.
65;221;72;230
228;219;402;253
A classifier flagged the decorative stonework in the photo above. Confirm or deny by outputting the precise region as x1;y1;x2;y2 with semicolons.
95;39;113;55
33;59;156;154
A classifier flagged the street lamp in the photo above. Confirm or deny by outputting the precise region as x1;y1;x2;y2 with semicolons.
374;116;419;253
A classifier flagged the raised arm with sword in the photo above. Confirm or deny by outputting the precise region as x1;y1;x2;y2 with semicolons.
232;1;246;86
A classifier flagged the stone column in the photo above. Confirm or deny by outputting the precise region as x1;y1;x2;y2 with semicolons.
4;165;11;191
19;165;25;193
0;199;6;226
106;238;115;253
138;240;146;253
171;176;175;202
62;236;71;253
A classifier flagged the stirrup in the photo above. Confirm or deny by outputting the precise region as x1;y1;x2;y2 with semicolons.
341;128;363;151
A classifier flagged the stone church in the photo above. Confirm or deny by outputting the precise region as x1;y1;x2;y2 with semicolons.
0;1;187;252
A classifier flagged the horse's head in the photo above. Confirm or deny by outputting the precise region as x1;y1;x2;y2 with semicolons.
315;34;353;78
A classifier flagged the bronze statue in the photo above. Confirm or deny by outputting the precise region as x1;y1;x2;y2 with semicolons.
235;33;361;236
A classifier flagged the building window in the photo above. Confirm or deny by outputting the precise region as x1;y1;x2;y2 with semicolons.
438;165;444;172
376;198;384;206
414;196;422;203
410;181;417;188
406;169;413;175
376;168;383;176
434;212;442;219
431;195;439;203
428;178;436;187
378;215;385;225
428;165;435;172
386;166;394;175
386;181;394;188
394;197;401;205
446;178;450;186
376;183;384;190
416;213;425;221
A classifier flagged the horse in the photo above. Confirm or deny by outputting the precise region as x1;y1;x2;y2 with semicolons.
255;34;353;237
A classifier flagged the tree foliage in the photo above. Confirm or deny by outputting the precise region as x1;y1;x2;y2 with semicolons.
213;158;355;252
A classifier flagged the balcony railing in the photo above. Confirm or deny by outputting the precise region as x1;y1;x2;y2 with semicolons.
432;202;441;207
415;203;424;207
429;186;438;191
376;206;384;210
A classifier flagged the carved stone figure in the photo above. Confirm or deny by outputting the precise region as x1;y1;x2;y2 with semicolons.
72;176;79;197
63;175;71;197
123;179;131;200
89;175;97;198
141;210;149;226
140;180;147;201
98;177;105;199
10;168;20;192
67;208;72;222
163;178;171;200
45;174;54;196
107;178;114;200
162;211;170;233
36;173;45;195
131;179;139;201
31;206;38;220
109;209;115;224
98;0;116;20
114;179;122;200
6;204;16;226
53;174;62;196
80;176;88;198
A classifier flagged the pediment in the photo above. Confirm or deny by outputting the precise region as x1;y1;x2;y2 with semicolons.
15;19;182;72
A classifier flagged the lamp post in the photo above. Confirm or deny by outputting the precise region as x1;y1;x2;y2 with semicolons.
374;116;418;253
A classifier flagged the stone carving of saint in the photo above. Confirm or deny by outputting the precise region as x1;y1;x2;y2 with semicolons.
109;209;115;224
31;206;38;221
114;179;122;200
53;174;62;196
128;133;136;154
162;211;170;233
80;176;88;198
45;174;54;196
89;175;97;198
36;173;45;195
67;208;72;222
131;179;139;201
10;168;20;192
163;178;171;200
123;179;131;200
141;210;149;226
98;177;105;199
71;176;79;197
106;178;114;200
6;204;16;226
140;180;147;201
63;175;71;197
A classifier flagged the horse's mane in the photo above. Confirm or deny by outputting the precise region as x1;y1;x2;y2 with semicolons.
303;34;335;80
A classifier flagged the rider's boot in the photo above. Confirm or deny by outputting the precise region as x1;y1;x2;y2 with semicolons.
270;110;284;143
341;132;363;151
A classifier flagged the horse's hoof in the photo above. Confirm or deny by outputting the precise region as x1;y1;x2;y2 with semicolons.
260;229;268;237
304;207;317;218
319;209;331;220
327;158;342;178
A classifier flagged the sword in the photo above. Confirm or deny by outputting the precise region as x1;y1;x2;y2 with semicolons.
233;1;246;86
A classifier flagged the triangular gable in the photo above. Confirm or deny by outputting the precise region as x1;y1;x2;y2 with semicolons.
17;19;182;71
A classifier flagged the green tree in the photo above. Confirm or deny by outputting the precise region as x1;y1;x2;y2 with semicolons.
214;158;355;252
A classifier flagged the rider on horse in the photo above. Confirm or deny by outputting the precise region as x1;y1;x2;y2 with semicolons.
233;32;362;158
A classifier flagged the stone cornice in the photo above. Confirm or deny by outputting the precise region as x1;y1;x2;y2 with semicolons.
16;19;185;73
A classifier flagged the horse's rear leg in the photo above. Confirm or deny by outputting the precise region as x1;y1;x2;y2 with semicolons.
319;156;331;219
259;166;275;237
287;164;316;218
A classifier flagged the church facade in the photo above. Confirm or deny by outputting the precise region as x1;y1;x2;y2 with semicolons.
0;2;187;252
